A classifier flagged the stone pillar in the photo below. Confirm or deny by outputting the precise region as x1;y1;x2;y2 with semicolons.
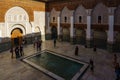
46;15;51;40
57;16;61;41
86;16;92;47
70;16;74;44
107;15;114;52
47;16;50;29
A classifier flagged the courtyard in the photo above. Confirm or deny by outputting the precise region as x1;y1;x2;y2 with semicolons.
0;40;120;80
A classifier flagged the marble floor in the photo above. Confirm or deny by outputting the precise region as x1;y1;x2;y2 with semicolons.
0;40;120;80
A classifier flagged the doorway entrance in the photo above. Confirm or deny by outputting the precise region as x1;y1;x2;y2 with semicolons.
11;28;23;46
51;26;57;40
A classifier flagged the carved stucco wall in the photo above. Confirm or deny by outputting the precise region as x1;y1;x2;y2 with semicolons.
91;3;108;24
74;5;87;24
50;8;60;23
60;7;73;23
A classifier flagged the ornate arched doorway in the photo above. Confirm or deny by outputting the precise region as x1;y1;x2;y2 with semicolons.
11;28;23;46
51;26;57;40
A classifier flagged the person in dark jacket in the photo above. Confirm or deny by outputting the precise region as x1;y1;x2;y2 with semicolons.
15;46;20;58
89;59;94;72
75;46;79;56
10;46;14;59
20;45;24;56
93;45;97;52
115;63;120;80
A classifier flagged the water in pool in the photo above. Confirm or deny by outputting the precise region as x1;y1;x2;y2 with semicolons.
24;51;87;80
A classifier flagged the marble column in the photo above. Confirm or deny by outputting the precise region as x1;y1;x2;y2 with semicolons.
86;16;93;47
57;16;61;41
46;16;51;40
70;16;75;44
107;15;114;52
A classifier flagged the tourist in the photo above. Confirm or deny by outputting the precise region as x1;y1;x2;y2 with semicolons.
75;46;79;56
15;46;20;59
10;46;14;59
115;63;120;80
84;44;87;48
19;45;24;56
53;39;56;47
39;39;42;51
89;59;94;72
36;40;39;51
36;39;42;51
114;54;117;65
22;39;25;46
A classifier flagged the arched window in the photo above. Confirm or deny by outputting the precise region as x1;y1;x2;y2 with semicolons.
64;16;67;23
53;17;55;22
79;16;82;23
98;16;101;23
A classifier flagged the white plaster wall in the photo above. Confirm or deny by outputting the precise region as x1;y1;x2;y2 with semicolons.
26;22;32;34
34;11;45;41
91;3;108;24
60;7;73;23
0;23;5;37
74;5;87;24
31;22;34;33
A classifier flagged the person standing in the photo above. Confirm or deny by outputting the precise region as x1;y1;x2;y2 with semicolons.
53;39;56;47
15;46;20;59
89;59;94;72
75;46;79;56
93;45;97;52
36;40;39;51
39;39;42;51
115;63;120;80
10;46;14;59
114;54;117;65
20;45;24;56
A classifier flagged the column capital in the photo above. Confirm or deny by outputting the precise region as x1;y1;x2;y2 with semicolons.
108;7;116;15
86;9;92;16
